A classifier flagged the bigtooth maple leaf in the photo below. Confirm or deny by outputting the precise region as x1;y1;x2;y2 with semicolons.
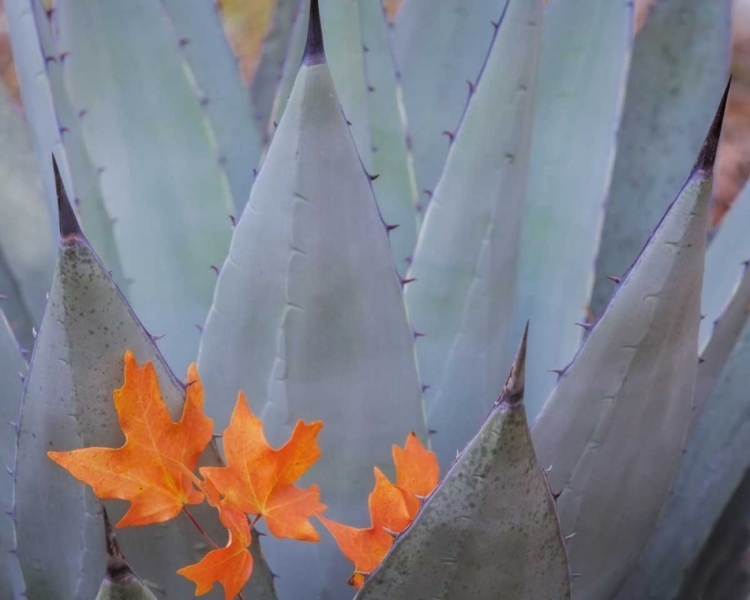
393;431;439;518
318;467;412;587
178;478;253;600
48;351;214;527
200;392;327;541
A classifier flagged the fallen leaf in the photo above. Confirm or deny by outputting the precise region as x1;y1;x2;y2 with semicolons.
48;351;214;527
393;431;439;518
318;468;411;585
201;392;326;541
178;479;253;600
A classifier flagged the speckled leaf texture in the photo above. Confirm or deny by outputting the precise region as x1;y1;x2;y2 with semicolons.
357;330;571;600
14;182;275;599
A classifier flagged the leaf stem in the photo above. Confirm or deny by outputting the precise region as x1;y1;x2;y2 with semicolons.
182;506;248;600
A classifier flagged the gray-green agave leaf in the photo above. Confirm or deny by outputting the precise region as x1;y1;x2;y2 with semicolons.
14;160;275;599
591;0;731;316
390;0;506;204
404;0;542;470
0;310;26;599
531;85;725;600
356;327;572;599
94;509;158;600
513;0;632;419
55;0;236;375
197;3;426;598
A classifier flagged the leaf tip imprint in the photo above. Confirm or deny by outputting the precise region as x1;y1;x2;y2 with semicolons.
52;154;83;241
695;78;731;173
303;0;325;65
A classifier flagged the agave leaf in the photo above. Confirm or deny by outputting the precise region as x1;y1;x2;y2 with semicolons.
531;90;724;600
94;509;158;600
390;0;505;203
357;0;418;275
692;177;750;416
264;0;419;274
0;82;54;350
197;4;426;598
160;0;263;213
590;0;731;316
251;0;299;135
27;0;126;289
403;0;542;469
614;318;750;600
672;471;750;600
512;0;632;419
14;164;276;600
356;329;572;599
0;311;26;599
55;0;235;375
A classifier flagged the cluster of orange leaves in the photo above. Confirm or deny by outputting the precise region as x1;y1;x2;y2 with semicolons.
47;351;439;599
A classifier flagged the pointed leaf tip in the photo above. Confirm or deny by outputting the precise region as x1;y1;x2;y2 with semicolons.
695;78;731;172
101;507;123;561
100;507;136;586
303;0;324;64
499;324;528;407
52;155;83;239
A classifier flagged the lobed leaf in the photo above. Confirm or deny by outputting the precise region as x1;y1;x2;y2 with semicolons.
404;0;542;469
14;170;276;599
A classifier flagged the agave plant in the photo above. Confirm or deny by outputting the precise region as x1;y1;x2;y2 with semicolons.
0;0;746;598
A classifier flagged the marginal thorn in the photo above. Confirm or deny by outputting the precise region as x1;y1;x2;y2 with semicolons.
428;429;437;436
698;357;706;364
44;55;56;65
421;384;430;393
178;37;190;47
467;80;475;96
253;168;258;177
366;171;380;182
544;464;553;473
548;368;565;375
491;20;500;29
422;190;433;198
442;130;455;143
552;490;562;501
606;275;621;284
572;573;584;580
151;333;166;341
195;324;204;333
210;265;221;276
367;85;375;93
386;223;399;232
575;322;593;331
413;330;426;339
229;215;236;229
401;277;416;286
382;527;399;538
59;51;70;62
564;532;576;541
53;154;84;239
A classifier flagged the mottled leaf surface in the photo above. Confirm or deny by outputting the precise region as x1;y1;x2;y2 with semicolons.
404;0;542;469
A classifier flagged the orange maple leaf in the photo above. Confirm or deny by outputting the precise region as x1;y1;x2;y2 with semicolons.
47;350;214;527
178;478;253;600
318;468;411;587
393;431;439;518
200;392;326;541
